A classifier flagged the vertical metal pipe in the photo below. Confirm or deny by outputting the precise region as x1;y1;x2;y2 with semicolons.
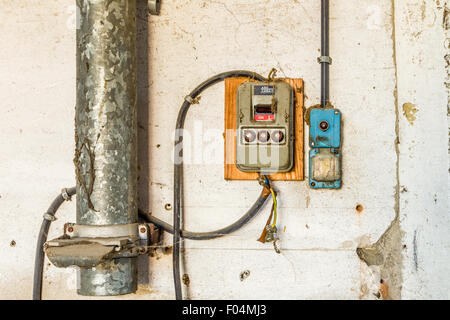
75;0;138;296
321;0;330;108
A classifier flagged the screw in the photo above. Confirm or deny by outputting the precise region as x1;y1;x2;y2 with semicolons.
10;240;16;247
67;227;74;233
311;182;316;187
140;227;147;233
165;203;172;211
319;121;329;131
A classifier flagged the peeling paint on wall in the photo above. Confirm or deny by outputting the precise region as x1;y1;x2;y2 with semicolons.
444;1;450;155
402;102;419;125
357;0;405;301
357;220;404;300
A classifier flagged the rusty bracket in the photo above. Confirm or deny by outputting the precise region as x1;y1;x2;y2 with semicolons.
45;222;160;269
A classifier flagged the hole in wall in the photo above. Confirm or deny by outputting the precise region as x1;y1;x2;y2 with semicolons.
240;270;251;281
182;274;190;287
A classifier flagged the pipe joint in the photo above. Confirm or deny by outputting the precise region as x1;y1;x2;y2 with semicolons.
317;56;332;64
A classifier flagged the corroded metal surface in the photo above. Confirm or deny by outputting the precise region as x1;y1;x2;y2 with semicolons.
45;242;115;269
78;259;138;296
75;0;138;296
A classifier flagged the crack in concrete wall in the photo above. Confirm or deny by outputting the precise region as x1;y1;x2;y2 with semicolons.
357;220;404;300
444;1;450;156
356;0;404;300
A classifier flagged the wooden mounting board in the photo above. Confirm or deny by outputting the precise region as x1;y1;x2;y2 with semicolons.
224;77;304;181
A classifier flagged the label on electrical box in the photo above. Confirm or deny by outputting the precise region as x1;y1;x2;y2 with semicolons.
254;85;274;96
253;86;275;121
254;114;275;121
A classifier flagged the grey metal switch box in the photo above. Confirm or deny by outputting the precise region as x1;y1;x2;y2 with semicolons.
235;81;295;173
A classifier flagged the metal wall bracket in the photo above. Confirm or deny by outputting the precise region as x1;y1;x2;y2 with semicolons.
44;223;142;269
317;56;332;64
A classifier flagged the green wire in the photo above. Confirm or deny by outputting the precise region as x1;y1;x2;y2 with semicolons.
263;175;277;230
270;188;277;228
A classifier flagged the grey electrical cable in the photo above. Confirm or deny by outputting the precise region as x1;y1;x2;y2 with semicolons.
138;190;269;240
33;187;76;300
172;70;266;300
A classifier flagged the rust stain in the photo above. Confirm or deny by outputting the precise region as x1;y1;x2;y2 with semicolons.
182;274;190;287
356;204;364;214
134;285;158;296
380;279;389;300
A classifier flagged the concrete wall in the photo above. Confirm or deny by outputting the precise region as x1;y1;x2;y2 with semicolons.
0;0;448;300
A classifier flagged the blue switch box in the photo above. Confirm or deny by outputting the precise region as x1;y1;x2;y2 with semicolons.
308;108;342;189
309;108;341;148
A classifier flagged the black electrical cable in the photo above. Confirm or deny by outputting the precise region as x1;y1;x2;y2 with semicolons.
33;185;269;300
138;190;268;240
321;0;330;108
33;187;76;300
173;70;266;300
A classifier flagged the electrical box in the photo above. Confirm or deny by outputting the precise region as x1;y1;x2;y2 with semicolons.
235;81;295;173
308;108;342;188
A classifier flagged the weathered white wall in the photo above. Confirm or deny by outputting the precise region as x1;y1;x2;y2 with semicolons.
0;0;448;300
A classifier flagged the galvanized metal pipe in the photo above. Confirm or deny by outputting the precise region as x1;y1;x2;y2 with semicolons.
75;0;138;296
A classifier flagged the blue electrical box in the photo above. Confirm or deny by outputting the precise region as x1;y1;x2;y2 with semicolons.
309;109;341;148
308;108;342;189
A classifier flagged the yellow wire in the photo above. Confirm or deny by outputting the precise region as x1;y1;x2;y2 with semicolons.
270;188;277;228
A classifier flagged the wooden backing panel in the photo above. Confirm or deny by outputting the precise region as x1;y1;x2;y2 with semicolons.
224;78;304;181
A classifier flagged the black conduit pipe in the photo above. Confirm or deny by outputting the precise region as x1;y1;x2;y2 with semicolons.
33;187;76;300
172;70;266;300
321;0;330;108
